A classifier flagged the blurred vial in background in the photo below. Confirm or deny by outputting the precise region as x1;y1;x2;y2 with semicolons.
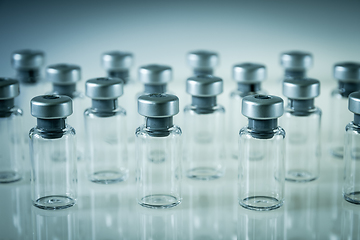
187;50;219;76
11;49;46;140
343;91;360;204
239;95;285;211
329;62;360;158
46;64;85;161
183;75;226;180
137;64;172;125
29;95;77;210
0;78;23;183
101;51;137;141
84;77;128;184
228;63;267;159
281;78;321;182
136;94;182;209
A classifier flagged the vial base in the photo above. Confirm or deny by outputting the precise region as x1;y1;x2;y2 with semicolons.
344;192;360;205
0;171;21;183
89;170;129;184
239;196;283;211
34;195;76;210
330;146;344;159
285;170;318;183
138;194;181;209
186;167;223;181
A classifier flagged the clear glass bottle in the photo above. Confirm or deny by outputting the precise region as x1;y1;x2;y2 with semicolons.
281;78;321;182
329;62;360;158
187;50;219;75
0;78;23;183
228;63;267;159
343;91;360;204
101;51;137;142
29;95;77;210
239;94;285;211
183;75;225;180
136;93;182;209
46;64;85;161
84;77;128;184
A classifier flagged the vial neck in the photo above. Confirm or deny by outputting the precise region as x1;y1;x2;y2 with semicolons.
17;69;41;83
194;68;213;76
191;96;217;109
108;70;129;84
144;84;167;94
237;82;261;93
338;81;360;98
284;70;306;79
145;117;173;137
354;114;360;126
288;99;315;114
37;118;66;139
0;99;15;117
91;99;118;111
53;84;77;97
248;118;278;139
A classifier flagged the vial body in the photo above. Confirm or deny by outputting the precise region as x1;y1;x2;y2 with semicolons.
282;105;321;182
29;123;77;210
238;126;285;211
183;105;226;180
329;89;353;158
343;122;360;204
84;106;128;184
135;125;182;209
0;107;23;183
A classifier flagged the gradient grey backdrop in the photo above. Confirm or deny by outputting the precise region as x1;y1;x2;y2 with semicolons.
1;0;359;83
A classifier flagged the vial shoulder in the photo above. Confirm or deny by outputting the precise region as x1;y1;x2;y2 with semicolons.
239;126;285;139
135;124;182;138
284;106;322;117
331;88;347;99
29;125;75;139
346;122;360;134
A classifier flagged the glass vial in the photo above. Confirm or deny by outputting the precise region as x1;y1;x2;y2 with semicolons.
0;78;23;183
329;62;360;158
239;94;285;211
282;78;321;182
84;77;128;184
280;51;313;79
183;75;225;180
187;50;219;75
343;91;360;204
136;93;182;209
229;63;267;159
29;95;76;210
46;64;85;160
101;51;136;142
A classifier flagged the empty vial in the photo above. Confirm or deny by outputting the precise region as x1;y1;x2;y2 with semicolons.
136;94;182;208
343;91;360;204
280;51;313;79
138;64;172;94
239;95;285;211
329;62;360;158
187;50;219;75
183;75;225;180
228;63;267;159
29;95;76;210
281;78;321;182
84;78;128;184
0;78;23;183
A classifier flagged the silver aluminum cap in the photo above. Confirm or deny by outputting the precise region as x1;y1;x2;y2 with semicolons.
46;64;81;84
283;78;320;99
349;91;360;114
232;63;266;83
31;95;73;119
187;50;219;69
85;77;123;100
280;51;313;70
186;75;223;97
0;78;20;100
242;95;284;120
11;49;45;70
101;51;133;71
138;64;172;85
138;93;179;117
333;62;360;82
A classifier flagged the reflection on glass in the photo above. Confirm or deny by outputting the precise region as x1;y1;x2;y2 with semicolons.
341;201;360;240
